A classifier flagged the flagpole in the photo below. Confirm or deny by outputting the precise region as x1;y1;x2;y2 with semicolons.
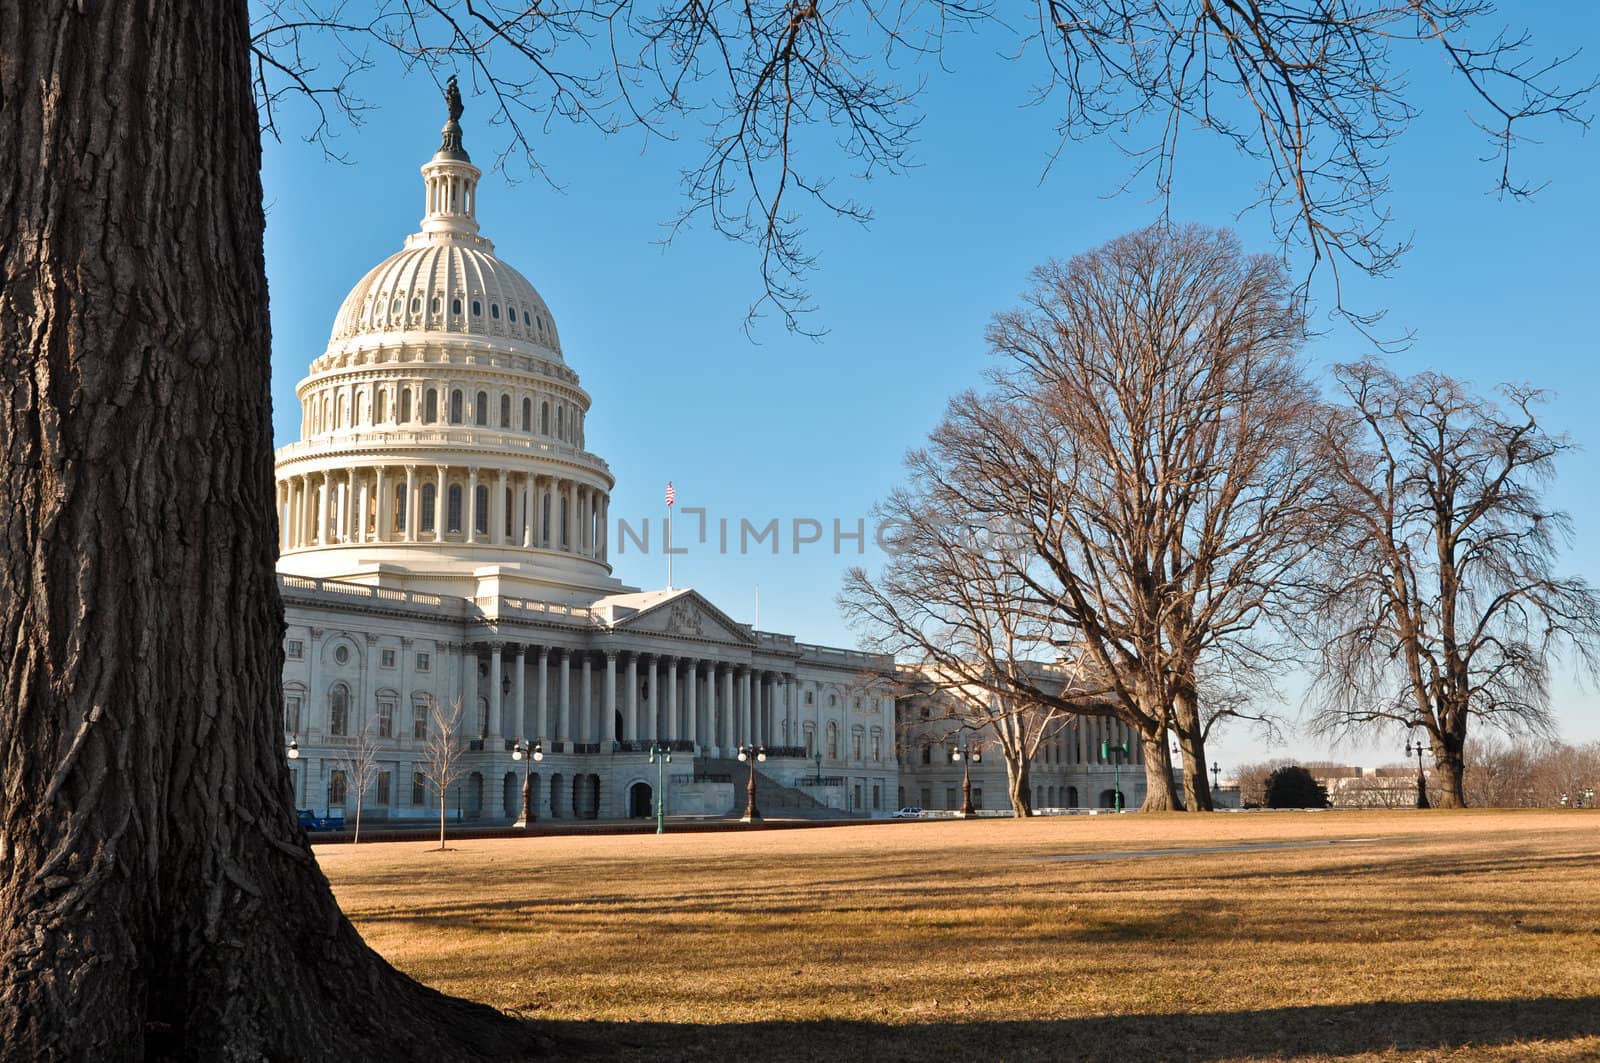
666;502;673;590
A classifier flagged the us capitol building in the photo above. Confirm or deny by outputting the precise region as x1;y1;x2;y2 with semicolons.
275;94;897;823
275;91;1152;824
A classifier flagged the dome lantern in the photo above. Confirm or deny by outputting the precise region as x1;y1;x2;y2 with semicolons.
420;75;481;237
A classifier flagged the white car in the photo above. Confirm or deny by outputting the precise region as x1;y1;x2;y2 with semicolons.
891;806;923;819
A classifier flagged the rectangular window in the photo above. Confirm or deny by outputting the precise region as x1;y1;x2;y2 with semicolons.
416;652;431;672
973;787;983;811
381;649;396;668
945;787;957;810
413;703;429;740
328;770;348;807
286;639;304;659
376;770;392;806
872;783;882;811
920;787;931;809
872;734;882;762
284;695;302;733
852;733;862;760
377;699;395;739
412;772;427;806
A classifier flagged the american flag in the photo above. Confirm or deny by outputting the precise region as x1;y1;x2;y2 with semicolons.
665;481;675;507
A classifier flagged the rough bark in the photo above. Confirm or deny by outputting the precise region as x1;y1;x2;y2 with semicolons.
1172;686;1215;812
1431;734;1468;809
1138;733;1178;812
0;4;541;1058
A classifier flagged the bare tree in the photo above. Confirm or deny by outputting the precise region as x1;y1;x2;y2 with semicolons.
336;721;383;845
842;470;1091;816
925;224;1338;810
420;698;468;851
244;2;1593;331
1310;361;1600;808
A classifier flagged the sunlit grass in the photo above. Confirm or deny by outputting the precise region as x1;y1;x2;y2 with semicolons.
320;810;1600;1061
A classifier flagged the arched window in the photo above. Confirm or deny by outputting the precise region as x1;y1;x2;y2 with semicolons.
504;487;514;538
559;497;569;548
420;483;436;532
541;496;551;544
474;390;488;427
476;697;489;736
328;684;350;737
375;389;387;424
394;484;407;530
540;401;550;435
423;388;438;424
474;485;489;535
471;300;482;317
499;394;511;428
353;388;366;425
521;397;532;432
490;303;500;320
826;722;839;759
399;388;413;423
447;485;463;533
335;394;346;428
451;297;462;316
449;390;464;425
556;405;564;440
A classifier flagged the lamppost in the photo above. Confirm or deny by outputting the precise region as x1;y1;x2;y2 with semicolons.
814;751;823;784
648;741;672;835
737;743;767;823
511;738;544;828
1210;761;1221;792
287;738;300;760
1405;736;1430;809
950;741;982;817
1101;739;1130;811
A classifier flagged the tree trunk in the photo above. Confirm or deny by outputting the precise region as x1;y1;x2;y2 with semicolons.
1004;752;1033;817
1138;730;1180;811
1431;734;1468;809
1171;687;1215;811
0;5;541;1058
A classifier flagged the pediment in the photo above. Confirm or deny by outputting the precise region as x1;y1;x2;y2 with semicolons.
596;589;756;646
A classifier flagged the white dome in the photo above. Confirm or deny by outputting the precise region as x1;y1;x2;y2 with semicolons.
328;235;563;358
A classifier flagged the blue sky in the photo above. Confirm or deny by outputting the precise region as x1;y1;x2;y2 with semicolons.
261;7;1600;771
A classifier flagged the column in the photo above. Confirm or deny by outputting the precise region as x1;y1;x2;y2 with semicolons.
521;474;534;548
685;659;698;750
558;649;571;745
513;645;527;741
580;653;593;744
536;647;549;743
721;666;734;750
463;644;480;736
787;675;799;747
665;658;678;742
625;653;639;741
648;655;662;741
466;466;479;544
740;668;753;747
356;470;370;544
488;642;503;740
566;480;576;551
603;652;617;746
373;466;388;543
404;465;419;542
343;469;356;542
493;468;507;545
434;465;447;539
317;472;330;544
598;497;608;562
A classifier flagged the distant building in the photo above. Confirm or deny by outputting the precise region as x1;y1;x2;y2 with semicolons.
275;101;896;823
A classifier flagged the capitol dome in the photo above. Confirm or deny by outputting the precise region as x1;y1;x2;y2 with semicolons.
273;87;620;604
326;232;563;359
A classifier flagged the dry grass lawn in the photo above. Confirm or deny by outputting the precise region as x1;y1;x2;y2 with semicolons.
319;810;1600;1061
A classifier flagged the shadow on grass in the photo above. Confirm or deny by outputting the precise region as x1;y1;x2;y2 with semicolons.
534;996;1600;1062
